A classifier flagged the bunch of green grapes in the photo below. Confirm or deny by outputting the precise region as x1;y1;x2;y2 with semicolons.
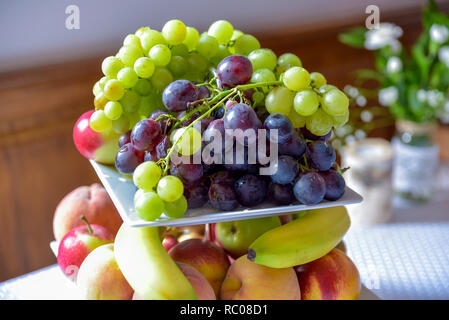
89;19;263;136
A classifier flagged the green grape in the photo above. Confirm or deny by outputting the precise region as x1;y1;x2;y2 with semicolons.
278;53;302;68
134;188;145;205
94;91;109;110
288;109;306;128
138;96;158;117
123;34;142;49
196;34;219;58
208;20;234;45
332;108;349;127
157;176;184;202
252;91;265;105
128;112;142;128
310;72;326;88
133;161;162;191
134;57;155;78
251;68;276;84
151;67;173;92
283;67;311;91
187;53;209;73
117;45;144;67
112;114;130;134
305;108;333;136
120;90;141;113
164;196;188;219
265;86;294;115
318;84;337;94
322;89;349;116
140;29;167;54
101;56;124;78
233;34;260;56
135;191;165;221
170;44;187;57
162;19;187;45
90;110;111;132
117;67;138;88
134;79;152;96
149;44;172;66
169;55;189;76
103;79;125;101
293;89;319;116
104;101;123;120
171;127;202;156
248;49;277;71
135;26;150;38
231;29;243;41
211;45;231;66
183;27;200;51
93;81;102;96
99;76;109;89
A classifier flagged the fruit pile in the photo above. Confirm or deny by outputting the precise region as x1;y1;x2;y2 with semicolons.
53;186;360;300
79;19;350;222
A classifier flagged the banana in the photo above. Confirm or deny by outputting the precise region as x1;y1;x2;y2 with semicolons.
248;206;350;268
114;223;197;300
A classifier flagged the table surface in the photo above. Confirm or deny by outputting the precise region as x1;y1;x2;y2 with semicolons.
2;165;449;300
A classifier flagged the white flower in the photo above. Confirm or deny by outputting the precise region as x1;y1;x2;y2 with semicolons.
417;89;427;102
361;110;373;122
426;90;444;108
438;46;449;67
355;129;367;140
378;86;398;106
345;135;356;145
344;85;359;98
386;56;402;73
356;95;367;107
444;100;449;112
430;24;449;44
364;23;403;50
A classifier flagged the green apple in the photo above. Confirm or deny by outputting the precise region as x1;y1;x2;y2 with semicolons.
216;217;281;259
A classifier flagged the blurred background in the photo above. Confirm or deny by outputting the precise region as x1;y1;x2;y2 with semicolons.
1;0;448;282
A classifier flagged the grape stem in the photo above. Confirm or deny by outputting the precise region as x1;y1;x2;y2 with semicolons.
161;80;283;174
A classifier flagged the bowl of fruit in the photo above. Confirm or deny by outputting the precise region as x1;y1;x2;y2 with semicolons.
69;18;364;300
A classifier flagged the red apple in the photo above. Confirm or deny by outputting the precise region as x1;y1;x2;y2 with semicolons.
168;239;230;296
295;248;361;300
162;234;178;252
57;217;114;281
73;110;119;164
53;183;123;242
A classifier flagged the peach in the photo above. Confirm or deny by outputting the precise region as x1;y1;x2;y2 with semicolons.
169;239;230;296
220;256;301;300
296;248;361;300
53;184;123;241
77;244;134;300
176;263;216;300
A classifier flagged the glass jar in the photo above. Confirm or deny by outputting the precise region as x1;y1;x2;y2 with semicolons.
392;120;439;202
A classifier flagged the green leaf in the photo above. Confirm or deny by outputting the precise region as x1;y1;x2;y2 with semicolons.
338;27;366;48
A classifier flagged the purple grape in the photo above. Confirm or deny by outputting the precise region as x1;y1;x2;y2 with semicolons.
149;110;171;133
170;163;204;185
203;119;226;151
300;127;332;142
217;55;253;89
213;106;225;119
118;131;131;148
131;119;162;151
278;133;306;159
155;135;171;159
271;155;299;185
223;144;258;174
224;103;260;135
269;182;295;205
208;183;239;211
293;172;326;205
115;143;144;174
197;86;210;100
234;174;267;207
177;111;212;132
184;181;209;209
319;169;346;201
162;80;198;112
306;141;336;171
210;171;235;186
144;149;157;162
263;113;294;144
